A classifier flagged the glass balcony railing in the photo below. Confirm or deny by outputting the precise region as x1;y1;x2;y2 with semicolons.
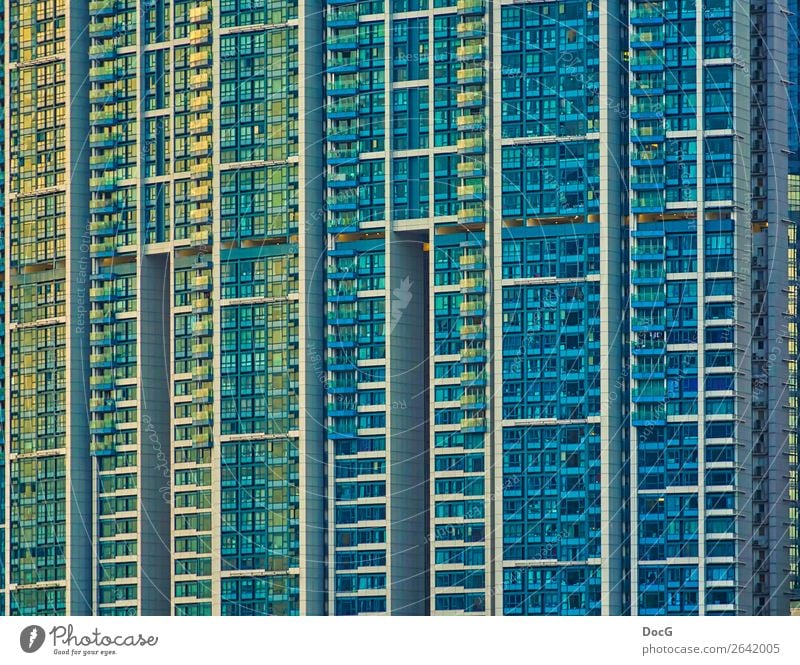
90;0;117;15
328;6;359;25
190;206;212;223
457;136;485;153
189;50;211;67
457;66;485;84
457;20;485;37
630;28;664;45
190;72;212;89
456;113;485;131
456;43;485;61
189;27;211;44
191;229;211;246
457;0;485;14
189;5;210;22
457;183;486;200
457;90;484;107
630;2;665;21
631;148;665;162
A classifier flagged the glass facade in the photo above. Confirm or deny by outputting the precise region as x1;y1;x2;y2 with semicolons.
1;0;798;616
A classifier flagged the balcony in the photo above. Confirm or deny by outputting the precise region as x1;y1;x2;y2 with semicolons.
629;172;665;191
90;131;123;149
631;337;667;355
90;239;118;258
190;50;211;68
89;87;118;105
328;98;359;119
457;90;484;108
189;5;210;22
90;417;116;435
457;136;485;154
191;229;211;247
90;350;115;368
92;63;120;83
90;0;117;16
460;277;486;293
460;299;486;316
460;392;487;410
192;275;212;292
460;324;486;340
328;76;359;96
328;31;358;51
457;66;485;85
457;159;485;178
90;153;121;170
193;430;212;447
192;343;213;359
89;218;117;237
457;0;485;15
328;168;358;188
189;28;211;44
630;193;666;213
90;373;114;391
457;183;486;201
632;362;666;379
631;408;667;427
90;397;116;412
631;385;667;403
192;319;212;336
630;2;665;24
90;331;113;347
193;408;213;426
89;285;120;302
629;52;665;71
631;267;666;284
457;20;486;38
328;55;359;73
190;138;211;156
190;93;212;112
191;161;212;178
328;213;359;234
327;147;359;165
457;205;486;223
89;43;117;61
89;307;115;324
456;113;485;132
460;345;487;362
631;289;666;307
190;206;212;223
328;123;359;143
460;252;486;269
630;123;665;143
456;43;485;62
631;147;665;165
631;314;665;331
461;417;487;433
630;99;664;118
328;6;359;27
90;174;119;193
194;364;213;381
630;28;664;48
190;72;212;90
190;184;212;201
194;388;213;404
89;18;117;39
90;109;121;126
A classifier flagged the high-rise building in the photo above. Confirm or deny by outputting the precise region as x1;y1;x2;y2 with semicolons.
1;0;798;616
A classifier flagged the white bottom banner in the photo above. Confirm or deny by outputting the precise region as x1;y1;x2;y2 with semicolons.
0;617;798;664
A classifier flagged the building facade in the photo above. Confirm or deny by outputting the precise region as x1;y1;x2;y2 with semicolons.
1;0;798;615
